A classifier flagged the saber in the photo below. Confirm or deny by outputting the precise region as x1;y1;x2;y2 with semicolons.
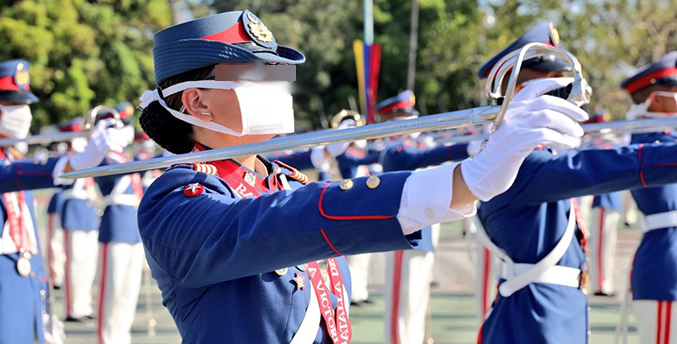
435;117;677;145
61;43;590;179
0;105;120;147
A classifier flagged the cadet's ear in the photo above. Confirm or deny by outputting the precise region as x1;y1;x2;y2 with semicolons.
181;89;212;123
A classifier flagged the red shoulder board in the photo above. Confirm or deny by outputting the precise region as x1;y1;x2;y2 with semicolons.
273;160;309;185
191;163;218;175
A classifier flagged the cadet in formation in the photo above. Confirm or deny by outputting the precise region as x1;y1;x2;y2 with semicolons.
93;103;145;344
133;10;586;343
0;59;125;344
473;24;677;343
621;52;677;344
376;90;471;344
330;110;380;306
57;118;101;323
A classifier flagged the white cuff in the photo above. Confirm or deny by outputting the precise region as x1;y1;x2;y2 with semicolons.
52;157;74;186
397;162;476;236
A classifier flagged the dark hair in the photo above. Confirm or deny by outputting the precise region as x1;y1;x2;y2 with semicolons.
140;65;215;154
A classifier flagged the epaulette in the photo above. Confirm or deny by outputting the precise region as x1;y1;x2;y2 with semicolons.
273;160;309;184
191;163;218;175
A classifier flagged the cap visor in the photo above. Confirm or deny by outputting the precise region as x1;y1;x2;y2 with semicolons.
0;90;39;104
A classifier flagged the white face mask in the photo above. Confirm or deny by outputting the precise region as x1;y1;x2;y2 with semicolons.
0;104;32;139
139;80;294;137
626;91;677;120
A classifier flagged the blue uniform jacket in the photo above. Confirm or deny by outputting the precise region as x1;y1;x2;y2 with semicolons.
335;147;380;179
0;156;63;344
592;192;624;211
46;191;63;215
95;156;142;244
138;158;423;343
60;180;98;231
630;132;677;301
478;143;677;344
380;141;469;252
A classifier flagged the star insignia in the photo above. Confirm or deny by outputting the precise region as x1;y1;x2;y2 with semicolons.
293;272;306;290
183;183;204;197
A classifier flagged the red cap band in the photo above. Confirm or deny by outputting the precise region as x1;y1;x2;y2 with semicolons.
625;67;677;94
202;21;250;44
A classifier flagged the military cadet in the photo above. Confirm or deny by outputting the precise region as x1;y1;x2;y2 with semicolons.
46;187;65;289
580;113;624;297
0;59;125;344
374;90;477;344
331;110;381;306
134;10;587;343
94;103;143;344
57;118;101;322
619;52;677;344
588;192;623;296
473;26;677;343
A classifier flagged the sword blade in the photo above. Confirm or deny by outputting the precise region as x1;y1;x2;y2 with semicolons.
61;105;499;179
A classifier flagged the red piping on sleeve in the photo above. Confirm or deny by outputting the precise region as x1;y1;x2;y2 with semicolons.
638;144;648;187
318;182;394;220
319;228;343;256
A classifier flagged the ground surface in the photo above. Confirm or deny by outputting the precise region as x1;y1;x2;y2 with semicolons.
38;211;639;344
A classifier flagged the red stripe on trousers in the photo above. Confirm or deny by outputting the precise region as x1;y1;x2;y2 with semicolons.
598;209;605;292
482;248;491;316
665;302;672;344
64;229;72;317
98;243;109;344
658;301;664;344
390;251;404;344
47;214;54;283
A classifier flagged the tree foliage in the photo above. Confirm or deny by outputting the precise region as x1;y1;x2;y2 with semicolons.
0;0;172;130
1;0;675;129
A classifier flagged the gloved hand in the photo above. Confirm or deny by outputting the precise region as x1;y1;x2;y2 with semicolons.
461;77;588;201
69;119;128;170
325;119;356;157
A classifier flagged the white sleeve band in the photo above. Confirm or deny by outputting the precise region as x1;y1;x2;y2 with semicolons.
52;157;74;186
396;162;476;236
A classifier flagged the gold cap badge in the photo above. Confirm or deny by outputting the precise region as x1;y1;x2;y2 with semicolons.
247;12;274;43
549;22;560;45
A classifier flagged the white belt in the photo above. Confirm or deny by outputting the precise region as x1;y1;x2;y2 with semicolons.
472;199;580;297
500;263;582;289
641;210;677;232
104;194;140;208
61;189;93;201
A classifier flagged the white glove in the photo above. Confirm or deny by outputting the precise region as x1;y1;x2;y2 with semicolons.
69;119;128;170
326;119;355;157
310;147;332;171
461;78;588;201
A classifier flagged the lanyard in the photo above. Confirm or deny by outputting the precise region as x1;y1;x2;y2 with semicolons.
306;259;352;343
3;191;28;252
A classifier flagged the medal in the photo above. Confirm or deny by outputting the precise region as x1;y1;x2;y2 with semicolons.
275;267;288;276
16;251;31;277
296;263;307;271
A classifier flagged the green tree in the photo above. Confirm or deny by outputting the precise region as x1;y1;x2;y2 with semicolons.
0;0;172;130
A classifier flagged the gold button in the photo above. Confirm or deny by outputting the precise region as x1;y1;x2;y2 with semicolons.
339;179;353;190
366;176;380;189
655;140;661;144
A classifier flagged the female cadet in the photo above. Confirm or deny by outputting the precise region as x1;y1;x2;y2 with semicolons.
0;59;126;343
135;10;587;343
